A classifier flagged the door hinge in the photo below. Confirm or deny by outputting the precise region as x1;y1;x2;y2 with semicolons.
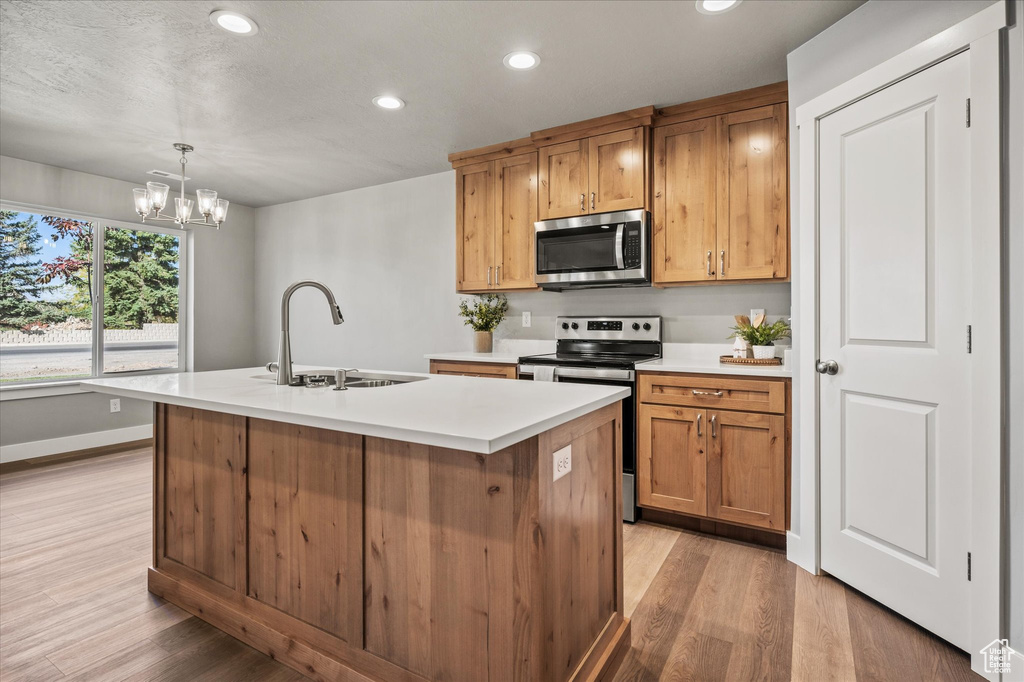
967;325;972;353
968;552;972;581
966;98;971;128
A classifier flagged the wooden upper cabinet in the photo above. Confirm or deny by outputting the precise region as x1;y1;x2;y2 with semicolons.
456;161;494;291
653;118;717;283
707;410;785;531
717;104;788;281
638;404;707;516
539;128;646;220
538;140;588;219
494;153;538;290
455;152;538;293
589;128;645;214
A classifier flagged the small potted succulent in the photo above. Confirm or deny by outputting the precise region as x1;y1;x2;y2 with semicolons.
730;314;791;359
458;294;509;353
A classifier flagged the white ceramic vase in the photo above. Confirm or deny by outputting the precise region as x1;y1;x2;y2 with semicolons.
752;344;775;360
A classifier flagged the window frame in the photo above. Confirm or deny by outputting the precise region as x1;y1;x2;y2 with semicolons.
0;200;190;395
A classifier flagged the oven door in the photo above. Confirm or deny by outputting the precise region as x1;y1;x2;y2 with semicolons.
534;209;649;288
519;365;639;522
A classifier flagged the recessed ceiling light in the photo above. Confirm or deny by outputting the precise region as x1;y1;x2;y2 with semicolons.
210;10;259;36
373;95;405;110
503;51;540;71
695;0;741;15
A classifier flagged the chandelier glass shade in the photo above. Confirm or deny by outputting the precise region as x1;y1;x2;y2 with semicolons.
133;144;228;228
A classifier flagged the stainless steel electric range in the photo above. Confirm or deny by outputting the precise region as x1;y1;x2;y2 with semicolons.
517;316;662;523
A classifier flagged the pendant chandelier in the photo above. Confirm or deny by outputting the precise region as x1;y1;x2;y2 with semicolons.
133;143;229;229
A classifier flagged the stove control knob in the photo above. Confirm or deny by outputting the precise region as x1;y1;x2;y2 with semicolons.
632;322;640;331
571;322;579;330
643;322;652;331
561;322;570;330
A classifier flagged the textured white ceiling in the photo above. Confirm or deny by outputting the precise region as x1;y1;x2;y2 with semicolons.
0;0;862;207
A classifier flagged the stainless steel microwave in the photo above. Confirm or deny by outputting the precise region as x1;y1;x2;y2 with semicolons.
534;209;650;290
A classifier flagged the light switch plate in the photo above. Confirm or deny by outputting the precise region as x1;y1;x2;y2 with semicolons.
522;311;531;328
553;444;571;482
110;398;121;413
750;308;765;323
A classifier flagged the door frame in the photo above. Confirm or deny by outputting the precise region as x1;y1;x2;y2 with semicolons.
789;2;1007;676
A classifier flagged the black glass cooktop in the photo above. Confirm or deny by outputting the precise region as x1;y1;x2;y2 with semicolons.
518;351;660;369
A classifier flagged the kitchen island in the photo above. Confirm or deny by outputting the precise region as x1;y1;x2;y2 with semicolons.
83;368;631;682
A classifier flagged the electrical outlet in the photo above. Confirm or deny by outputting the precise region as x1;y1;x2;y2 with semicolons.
110;398;121;413
522;311;532;328
553;445;571;482
750;308;765;323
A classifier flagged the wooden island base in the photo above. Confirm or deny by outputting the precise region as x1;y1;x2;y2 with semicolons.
148;401;629;682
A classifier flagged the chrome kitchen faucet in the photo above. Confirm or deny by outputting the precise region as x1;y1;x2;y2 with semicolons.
270;280;344;386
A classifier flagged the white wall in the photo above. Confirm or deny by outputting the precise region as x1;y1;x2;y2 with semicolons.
787;0;1022;651
0;155;257;450
254;170;792;372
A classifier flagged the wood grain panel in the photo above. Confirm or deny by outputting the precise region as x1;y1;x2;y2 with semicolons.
161;405;245;589
717;103;789;281
653;118;717;284
637;404;707;516
707;410;785;531
428;360;517;379
539;139;588;219
494;151;538;291
247;419;363;643
639;372;786;414
588;127;645;214
455;160;495;292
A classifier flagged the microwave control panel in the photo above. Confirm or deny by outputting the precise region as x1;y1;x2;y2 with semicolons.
623;224;642;269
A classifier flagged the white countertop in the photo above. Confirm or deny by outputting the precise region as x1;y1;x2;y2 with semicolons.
424;351;521;364
81;367;628;455
637;343;793;378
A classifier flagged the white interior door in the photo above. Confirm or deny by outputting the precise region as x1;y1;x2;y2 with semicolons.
818;51;971;650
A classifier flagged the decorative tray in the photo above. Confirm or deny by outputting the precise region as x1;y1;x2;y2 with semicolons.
719;355;783;366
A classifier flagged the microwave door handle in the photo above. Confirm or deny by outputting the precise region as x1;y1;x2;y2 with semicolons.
615;224;625;270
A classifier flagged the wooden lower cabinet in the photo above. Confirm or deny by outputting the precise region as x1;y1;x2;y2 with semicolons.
707;409;786;531
637;373;789;534
151;402;629;682
429;359;517;379
638;404;706;516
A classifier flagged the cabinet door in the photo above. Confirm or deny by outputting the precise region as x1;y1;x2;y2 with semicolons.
456;160;495;291
588;127;645;214
707;410;785;530
538;139;588;219
159;404;247;590
653;119;717;284
716;104;788;280
638;404;707;516
494;152;538;290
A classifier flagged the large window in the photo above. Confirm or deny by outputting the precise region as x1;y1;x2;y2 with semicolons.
0;206;186;385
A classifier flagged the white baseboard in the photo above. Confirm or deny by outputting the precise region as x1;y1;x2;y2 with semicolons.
0;424;153;463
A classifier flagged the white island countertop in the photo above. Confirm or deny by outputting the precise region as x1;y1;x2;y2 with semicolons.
81;367;628;454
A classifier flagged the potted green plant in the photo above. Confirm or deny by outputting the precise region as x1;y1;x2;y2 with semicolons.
730;316;791;359
458;294;509;353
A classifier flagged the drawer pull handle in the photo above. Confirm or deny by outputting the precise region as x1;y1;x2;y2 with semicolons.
692;390;724;397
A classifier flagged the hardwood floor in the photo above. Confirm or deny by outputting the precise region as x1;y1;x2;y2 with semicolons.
0;449;976;681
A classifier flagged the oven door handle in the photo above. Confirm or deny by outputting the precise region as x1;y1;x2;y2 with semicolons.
614;224;625;270
554;366;634;381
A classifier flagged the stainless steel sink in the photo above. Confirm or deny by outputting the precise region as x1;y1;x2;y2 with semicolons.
345;378;399;388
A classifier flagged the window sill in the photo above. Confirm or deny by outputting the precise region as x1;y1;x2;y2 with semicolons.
0;381;88;401
0;368;183;401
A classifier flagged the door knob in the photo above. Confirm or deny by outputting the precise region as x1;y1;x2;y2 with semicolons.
816;360;839;375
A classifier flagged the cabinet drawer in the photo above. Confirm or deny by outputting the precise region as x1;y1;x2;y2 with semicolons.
639;373;785;414
429;360;517;379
